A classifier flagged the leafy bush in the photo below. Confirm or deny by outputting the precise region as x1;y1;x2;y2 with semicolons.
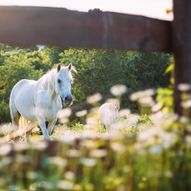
60;49;170;111
0;49;43;122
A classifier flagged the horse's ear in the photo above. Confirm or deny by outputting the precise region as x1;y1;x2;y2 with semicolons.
57;64;61;72
68;63;77;73
68;63;72;71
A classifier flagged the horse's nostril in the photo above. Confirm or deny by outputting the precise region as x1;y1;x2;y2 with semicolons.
65;96;73;103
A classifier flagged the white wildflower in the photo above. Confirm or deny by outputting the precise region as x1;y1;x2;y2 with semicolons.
57;108;72;119
87;93;102;104
76;110;87;117
178;83;191;91
110;84;127;96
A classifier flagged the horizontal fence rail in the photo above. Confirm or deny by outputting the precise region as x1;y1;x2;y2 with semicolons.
0;6;172;52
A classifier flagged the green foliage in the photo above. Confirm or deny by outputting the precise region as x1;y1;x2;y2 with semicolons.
156;88;173;112
60;49;170;110
156;56;174;112
0;49;42;122
0;101;10;122
138;114;152;125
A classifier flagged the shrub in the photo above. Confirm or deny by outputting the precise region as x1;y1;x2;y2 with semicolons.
60;49;170;111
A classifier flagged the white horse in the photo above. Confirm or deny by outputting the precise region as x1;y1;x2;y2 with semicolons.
9;64;75;140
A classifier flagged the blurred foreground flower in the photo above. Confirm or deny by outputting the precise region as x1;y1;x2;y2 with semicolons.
90;149;107;158
137;127;176;149
57;108;72;119
178;83;191;92
87;93;102;105
0;144;11;156
48;156;67;167
31;141;48;151
13;142;29;151
86;117;97;126
130;89;155;102
0;123;15;135
76;110;88;117
110;84;127;97
80;158;97;167
67;149;81;158
181;100;191;109
57;108;72;124
65;171;75;181
57;180;74;190
152;103;163;113
138;96;155;107
111;142;126;153
119;109;131;118
59;130;79;144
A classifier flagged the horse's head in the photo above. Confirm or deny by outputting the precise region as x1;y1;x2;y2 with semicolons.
55;63;76;106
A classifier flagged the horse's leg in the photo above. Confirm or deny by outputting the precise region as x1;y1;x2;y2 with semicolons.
37;118;51;141
47;118;57;135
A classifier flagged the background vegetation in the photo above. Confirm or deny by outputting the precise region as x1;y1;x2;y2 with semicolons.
0;44;170;123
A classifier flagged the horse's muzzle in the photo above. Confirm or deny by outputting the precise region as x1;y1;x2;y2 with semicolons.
64;95;73;106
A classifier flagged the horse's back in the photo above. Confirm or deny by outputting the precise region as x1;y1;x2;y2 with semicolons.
11;79;36;102
11;79;36;94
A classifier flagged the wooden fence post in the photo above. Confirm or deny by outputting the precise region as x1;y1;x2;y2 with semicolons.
173;0;191;115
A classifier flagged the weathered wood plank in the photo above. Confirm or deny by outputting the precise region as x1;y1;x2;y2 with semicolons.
0;6;172;52
173;0;191;115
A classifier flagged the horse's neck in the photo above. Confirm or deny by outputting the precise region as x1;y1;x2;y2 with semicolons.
38;70;58;98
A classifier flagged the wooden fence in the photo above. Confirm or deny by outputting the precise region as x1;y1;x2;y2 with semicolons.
0;0;190;114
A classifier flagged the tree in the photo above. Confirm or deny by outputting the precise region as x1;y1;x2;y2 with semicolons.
0;48;42;122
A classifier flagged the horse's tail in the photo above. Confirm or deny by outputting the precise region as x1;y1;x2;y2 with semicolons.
9;87;21;127
19;116;30;129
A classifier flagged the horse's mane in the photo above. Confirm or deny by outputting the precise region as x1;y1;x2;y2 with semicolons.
38;68;57;92
37;66;74;93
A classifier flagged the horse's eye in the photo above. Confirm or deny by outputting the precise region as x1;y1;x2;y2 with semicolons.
57;79;61;83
